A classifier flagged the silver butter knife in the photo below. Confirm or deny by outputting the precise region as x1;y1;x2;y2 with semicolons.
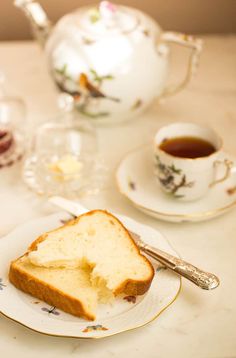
49;196;220;290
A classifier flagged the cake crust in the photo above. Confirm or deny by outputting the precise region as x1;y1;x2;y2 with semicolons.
9;257;96;321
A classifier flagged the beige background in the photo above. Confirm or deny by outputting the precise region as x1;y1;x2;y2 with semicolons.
0;0;236;41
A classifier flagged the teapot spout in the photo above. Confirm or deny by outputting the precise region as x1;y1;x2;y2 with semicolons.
14;0;51;47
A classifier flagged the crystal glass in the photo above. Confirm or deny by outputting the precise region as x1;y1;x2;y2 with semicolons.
23;110;106;198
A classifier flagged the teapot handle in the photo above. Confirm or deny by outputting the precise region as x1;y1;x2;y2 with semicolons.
158;32;203;98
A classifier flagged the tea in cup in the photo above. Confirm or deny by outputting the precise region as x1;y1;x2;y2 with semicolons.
154;122;233;201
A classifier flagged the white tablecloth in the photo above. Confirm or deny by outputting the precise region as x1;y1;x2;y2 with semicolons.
0;36;236;358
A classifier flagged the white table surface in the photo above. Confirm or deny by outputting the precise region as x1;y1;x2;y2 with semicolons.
0;35;236;358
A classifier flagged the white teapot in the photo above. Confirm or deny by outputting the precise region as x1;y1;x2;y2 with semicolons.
15;0;202;123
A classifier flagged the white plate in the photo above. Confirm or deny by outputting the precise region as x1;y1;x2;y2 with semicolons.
0;212;181;339
116;145;236;223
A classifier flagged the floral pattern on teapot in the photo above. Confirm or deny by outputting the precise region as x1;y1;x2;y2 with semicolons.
54;65;119;118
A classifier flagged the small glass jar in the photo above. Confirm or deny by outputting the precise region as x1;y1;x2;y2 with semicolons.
0;74;27;168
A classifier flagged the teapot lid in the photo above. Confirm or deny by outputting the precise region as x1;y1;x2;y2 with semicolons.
74;1;141;38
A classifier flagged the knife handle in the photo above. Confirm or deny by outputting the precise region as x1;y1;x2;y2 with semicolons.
139;242;220;290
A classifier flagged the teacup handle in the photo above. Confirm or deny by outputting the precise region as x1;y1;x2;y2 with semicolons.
210;159;233;188
158;32;203;98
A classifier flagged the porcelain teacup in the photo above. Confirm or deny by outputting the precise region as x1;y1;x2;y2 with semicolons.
154;122;233;201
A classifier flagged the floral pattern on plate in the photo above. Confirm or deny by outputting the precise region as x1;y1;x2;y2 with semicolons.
0;278;6;291
41;306;60;316
123;295;137;303
82;324;108;333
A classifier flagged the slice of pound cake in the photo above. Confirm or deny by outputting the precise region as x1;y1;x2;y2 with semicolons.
9;210;154;320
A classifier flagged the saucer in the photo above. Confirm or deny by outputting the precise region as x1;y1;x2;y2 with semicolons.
116;145;236;223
